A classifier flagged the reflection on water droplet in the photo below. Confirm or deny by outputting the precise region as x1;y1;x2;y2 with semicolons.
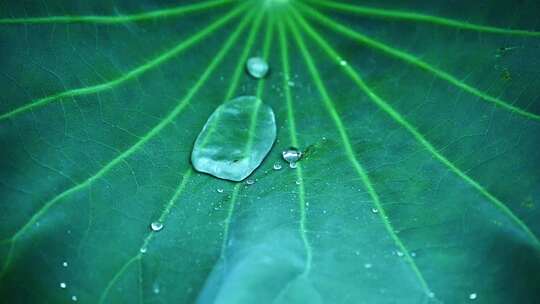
469;293;477;300
273;163;282;170
246;179;255;185
371;208;379;213
246;57;269;79
217;188;224;193
60;282;67;289
191;96;276;181
150;222;163;232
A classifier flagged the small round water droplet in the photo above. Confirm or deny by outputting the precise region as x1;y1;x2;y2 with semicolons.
295;180;301;185
60;282;67;289
287;80;295;87
153;282;160;294
411;252;417;257
140;247;147;253
62;261;68;267
354;250;360;256
396;250;404;257
246;57;269;79
282;148;302;164
273;163;282;170
371;208;379;214
150;222;163;232
364;263;372;269
71;295;78;302
339;59;348;66
427;291;435;298
289;162;298;169
469;293;477;300
246;179;255;185
217;188;224;193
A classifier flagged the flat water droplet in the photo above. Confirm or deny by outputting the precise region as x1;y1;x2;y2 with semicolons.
150;222;163;232
60;282;67;289
217;188;224;193
246;57;269;79
371;208;379;214
191;96;276;181
469;293;477;300
246;179;255;185
62;261;68;267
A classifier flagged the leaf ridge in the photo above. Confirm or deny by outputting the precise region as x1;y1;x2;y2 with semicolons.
0;3;248;122
0;0;236;24
296;3;540;121
292;7;540;250
306;0;540;36
287;12;434;298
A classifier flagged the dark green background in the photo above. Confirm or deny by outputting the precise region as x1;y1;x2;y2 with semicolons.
1;0;539;303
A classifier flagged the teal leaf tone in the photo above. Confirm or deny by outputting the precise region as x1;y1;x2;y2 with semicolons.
1;0;539;303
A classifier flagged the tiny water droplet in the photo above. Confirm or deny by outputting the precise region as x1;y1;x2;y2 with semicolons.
246;179;255;185
140;247;147;254
469;293;477;300
427;291;435;298
71;295;78;302
287;80;295;87
371;208;379;213
246;57;269;79
153;282;160;294
411;252;417;257
273;163;282;170
62;261;68;267
289;162;298;169
364;263;372;269
354;250;360;256
322;210;327;214
339;59;348;66
150;222;163;232
396;250;404;257
217;188;224;193
282;148;302;164
295;180;301;185
60;282;67;289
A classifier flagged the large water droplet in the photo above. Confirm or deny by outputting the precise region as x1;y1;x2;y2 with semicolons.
246;57;269;79
150;222;163;232
191;96;276;181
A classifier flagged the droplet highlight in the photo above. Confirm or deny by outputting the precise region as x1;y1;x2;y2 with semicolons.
273;163;282;170
282;148;302;169
60;282;67;289
191;96;276;181
246;57;269;79
469;293;477;300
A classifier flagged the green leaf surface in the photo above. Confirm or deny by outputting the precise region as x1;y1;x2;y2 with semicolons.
1;0;540;303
